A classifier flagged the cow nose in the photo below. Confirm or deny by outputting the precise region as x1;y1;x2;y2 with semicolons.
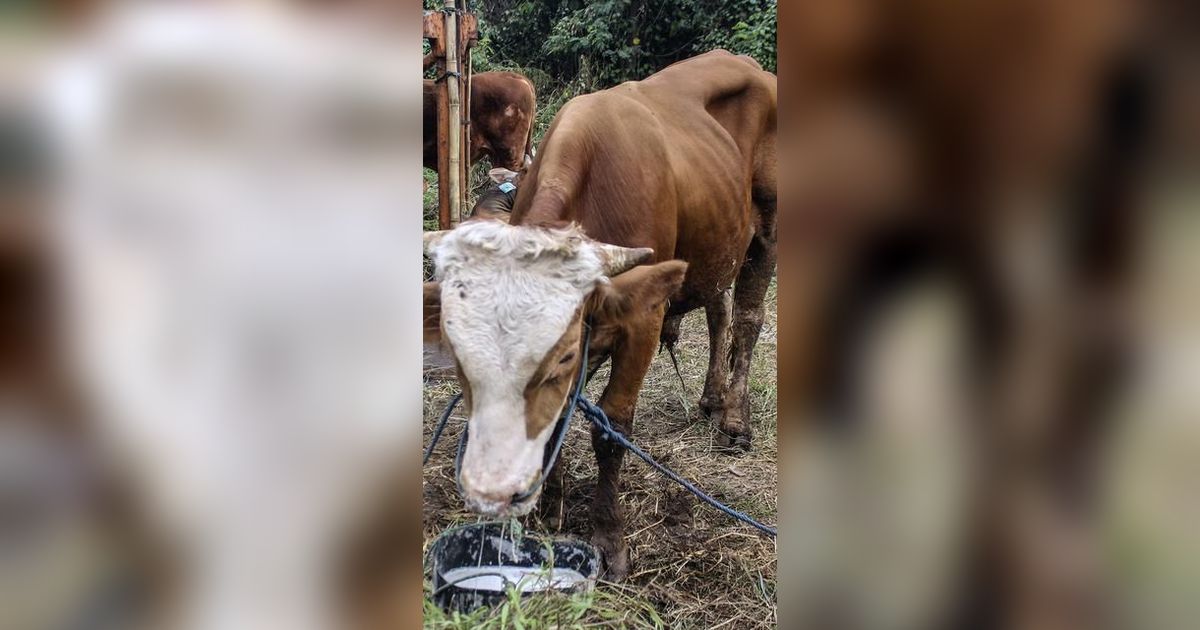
461;478;537;516
463;492;512;516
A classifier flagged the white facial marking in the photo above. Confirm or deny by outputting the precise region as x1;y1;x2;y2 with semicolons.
430;222;605;514
44;5;419;630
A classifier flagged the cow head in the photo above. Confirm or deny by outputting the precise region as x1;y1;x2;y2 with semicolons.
470;101;534;172
488;165;522;187
485;148;533;187
424;222;686;515
43;4;419;628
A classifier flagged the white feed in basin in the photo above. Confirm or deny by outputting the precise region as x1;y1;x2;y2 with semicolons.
428;522;601;612
440;566;590;593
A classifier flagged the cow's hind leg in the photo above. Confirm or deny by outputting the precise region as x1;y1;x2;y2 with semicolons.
700;289;733;418
715;224;777;452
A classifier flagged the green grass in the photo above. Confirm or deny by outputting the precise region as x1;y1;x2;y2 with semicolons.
423;282;779;628
422;583;666;630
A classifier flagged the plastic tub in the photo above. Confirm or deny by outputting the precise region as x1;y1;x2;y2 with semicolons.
427;521;601;613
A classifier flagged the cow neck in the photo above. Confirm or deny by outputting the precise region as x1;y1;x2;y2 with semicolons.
511;185;577;229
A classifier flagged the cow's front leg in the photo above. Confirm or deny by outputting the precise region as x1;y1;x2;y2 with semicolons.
591;315;661;580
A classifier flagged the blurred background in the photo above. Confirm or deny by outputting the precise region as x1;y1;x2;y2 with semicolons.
3;2;424;629
777;1;1199;629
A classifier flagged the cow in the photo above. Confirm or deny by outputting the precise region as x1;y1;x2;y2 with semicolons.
779;1;1154;628
422;71;536;173
467;166;523;222
423;50;776;579
41;5;423;629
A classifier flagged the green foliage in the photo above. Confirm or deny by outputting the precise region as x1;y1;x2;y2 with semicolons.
422;581;666;629
423;0;775;220
697;0;777;72
475;0;775;90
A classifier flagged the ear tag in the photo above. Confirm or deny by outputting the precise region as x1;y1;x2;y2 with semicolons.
498;182;516;193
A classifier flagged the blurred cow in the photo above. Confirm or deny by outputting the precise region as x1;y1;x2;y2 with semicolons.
779;1;1154;629
41;4;421;629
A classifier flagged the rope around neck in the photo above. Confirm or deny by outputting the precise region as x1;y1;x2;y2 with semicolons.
421;324;777;538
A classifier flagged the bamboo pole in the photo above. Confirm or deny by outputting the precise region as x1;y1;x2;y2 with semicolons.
442;0;463;227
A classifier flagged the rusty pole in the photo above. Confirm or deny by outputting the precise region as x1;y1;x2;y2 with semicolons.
457;9;479;225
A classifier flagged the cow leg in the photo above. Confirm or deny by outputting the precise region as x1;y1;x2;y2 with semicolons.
714;225;777;452
947;234;1113;630
591;312;663;580
700;289;733;418
945;59;1148;630
945;213;1137;630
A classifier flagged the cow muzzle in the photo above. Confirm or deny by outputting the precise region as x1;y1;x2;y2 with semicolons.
460;474;541;517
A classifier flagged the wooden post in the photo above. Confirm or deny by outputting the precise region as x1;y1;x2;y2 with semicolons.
442;0;463;227
459;11;477;225
424;4;476;230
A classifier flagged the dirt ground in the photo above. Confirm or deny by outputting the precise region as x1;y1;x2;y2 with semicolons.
422;282;779;628
421;176;1200;630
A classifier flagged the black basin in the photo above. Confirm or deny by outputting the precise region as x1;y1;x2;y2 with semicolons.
427;521;601;614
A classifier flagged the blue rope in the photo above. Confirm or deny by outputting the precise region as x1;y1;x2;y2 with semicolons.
424;392;462;466
575;398;777;538
421;327;777;538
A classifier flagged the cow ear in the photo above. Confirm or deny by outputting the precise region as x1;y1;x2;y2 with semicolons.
488;167;519;184
423;282;442;343
590;261;687;323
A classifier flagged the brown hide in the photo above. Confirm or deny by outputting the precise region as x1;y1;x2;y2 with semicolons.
503;50;776;576
422;71;536;172
512;50;776;316
779;1;1149;628
0;210;69;424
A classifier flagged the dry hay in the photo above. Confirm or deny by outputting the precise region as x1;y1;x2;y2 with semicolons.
422;282;778;628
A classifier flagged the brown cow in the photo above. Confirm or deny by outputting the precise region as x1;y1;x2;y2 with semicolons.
780;1;1154;628
422;71;536;172
37;5;426;628
423;50;776;578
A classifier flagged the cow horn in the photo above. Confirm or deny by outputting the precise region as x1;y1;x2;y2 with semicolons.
595;244;655;276
423;230;450;255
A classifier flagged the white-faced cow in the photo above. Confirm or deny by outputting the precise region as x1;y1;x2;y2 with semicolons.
43;5;421;629
424;50;776;578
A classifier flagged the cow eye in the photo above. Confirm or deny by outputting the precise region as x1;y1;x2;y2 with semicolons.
558;352;575;365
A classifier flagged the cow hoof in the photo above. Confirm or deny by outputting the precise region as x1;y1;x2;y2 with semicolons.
710;407;752;452
592;533;629;581
715;426;752;453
